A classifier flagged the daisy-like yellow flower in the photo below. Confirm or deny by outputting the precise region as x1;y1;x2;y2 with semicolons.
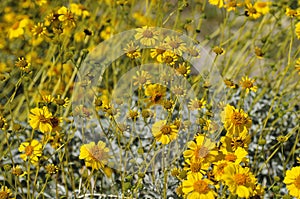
55;95;70;107
213;160;229;181
224;78;237;89
150;44;167;60
0;185;14;199
133;70;152;89
8;18;29;39
182;172;217;199
124;41;141;59
286;7;299;18
224;0;243;12
31;23;47;37
184;158;210;174
188;98;206;111
144;84;166;106
284;166;300;198
221;104;252;136
70;3;90;18
176;62;191;77
220;130;251;153
209;0;224;8
29;106;53;133
296;22;300;40
245;2;261;19
223;147;248;164
11;165;25;177
134;26;159;46
151;120;178;144
183;134;218;163
15;57;30;72
57;6;76;27
254;2;270;15
79;141;110;170
42;95;55;103
296;58;300;74
212;46;225;55
0;115;7;130
164;36;186;56
157;50;178;66
222;164;256;198
19;139;42;164
240;76;257;94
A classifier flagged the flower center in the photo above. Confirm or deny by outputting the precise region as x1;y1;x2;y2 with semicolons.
231;112;245;126
168;41;180;49
193;180;209;194
242;80;253;88
151;93;162;103
234;173;248;185
12;21;20;30
294;175;300;189
161;125;172;135
25;145;34;156
89;146;107;160
39;115;49;123
0;191;9;199
142;29;154;38
197;146;209;159
225;154;237;162
190;161;202;173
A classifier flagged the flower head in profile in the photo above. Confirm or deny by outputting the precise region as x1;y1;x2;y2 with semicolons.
240;76;257;94
152;120;178;144
183;134;218;163
284;166;300;198
19;139;42;165
182;172;217;199
135;26;159;46
221;104;252;136
79;141;110;170
29;106;53;133
222;164;256;198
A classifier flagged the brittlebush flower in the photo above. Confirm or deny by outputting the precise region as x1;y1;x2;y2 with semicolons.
283;166;300;198
57;6;76;27
222;164;256;198
152;120;178;144
135;26;159;46
182;172;217;199
286;7;299;18
29;106;53;133
144;84;166;106
188;98;206;111
240;76;257;94
223;147;248;164
208;0;224;8
220;130;251;153
79;141;110;170
19;139;42;165
183;134;218;163
221;104;252;136
0;186;14;199
213;160;229;181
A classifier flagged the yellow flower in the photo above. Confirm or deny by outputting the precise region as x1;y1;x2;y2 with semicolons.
240;76;257;94
31;23;47;37
213;160;229;181
176;62;191;77
183;134;218;163
222;164;256;198
35;0;47;6
221;104;252;136
124;41;141;59
220;130;251;153
15;57;30;72
8;18;29;39
157;50;178;66
254;2;270;15
182;172;217;199
284;166;300;198
188;98;206;111
164;36;186;56
0;115;7;130
209;0;224;8
296;22;300;40
57;6;76;27
224;0;243;12
151;120;178;144
245;2;261;19
133;70;152;89
144;84;166;106
29;106;53;133
212;46;225;55
224;78;237;89
286;7;299;18
0;186;14;199
70;3;90;18
135;26;159;46
79;141;110;170
223;147;248;164
19;139;42;164
184;158;210;174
